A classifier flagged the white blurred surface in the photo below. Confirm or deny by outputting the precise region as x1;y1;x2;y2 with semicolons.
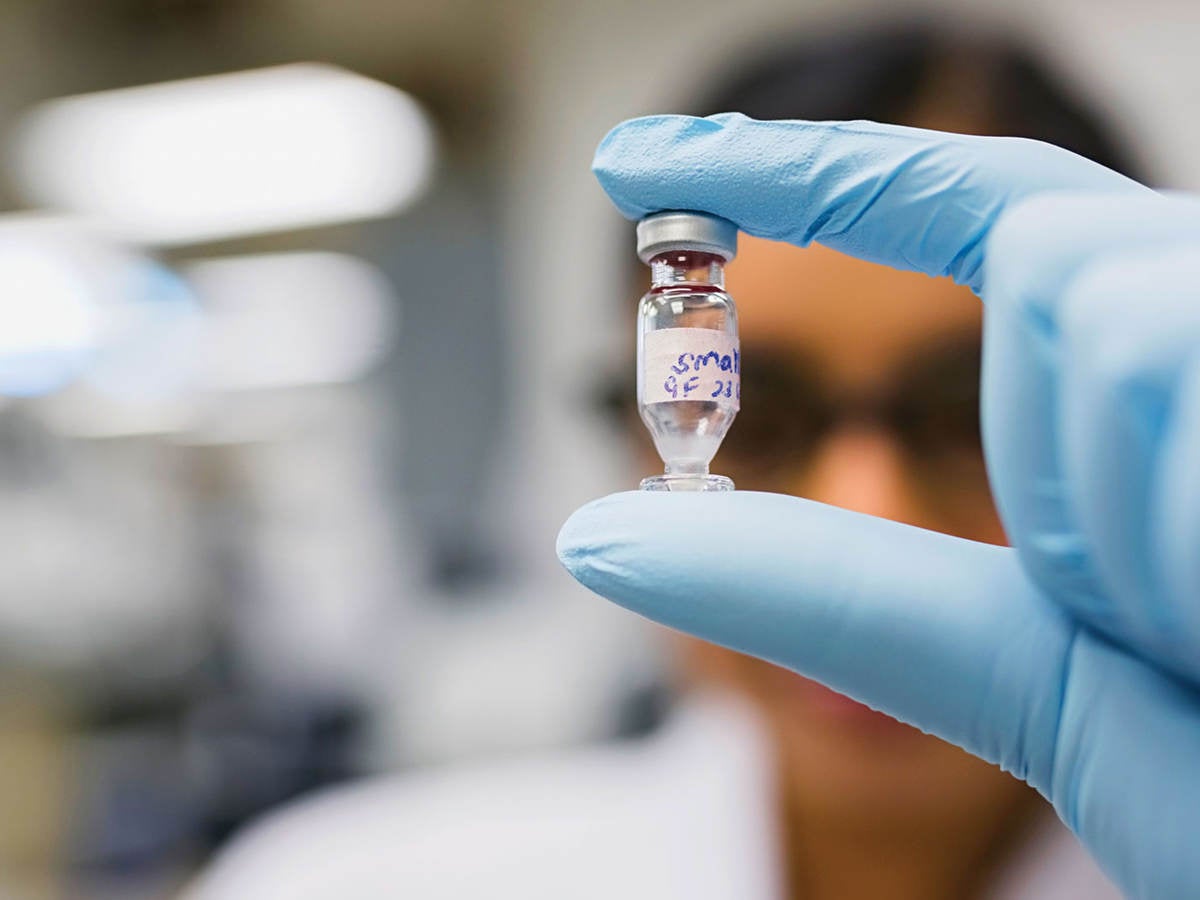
222;387;415;698
366;584;666;767
187;697;784;900
0;425;203;672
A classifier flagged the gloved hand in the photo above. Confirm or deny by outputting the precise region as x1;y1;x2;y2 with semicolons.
557;114;1200;900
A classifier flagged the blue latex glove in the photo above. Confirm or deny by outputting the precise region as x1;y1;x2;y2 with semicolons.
558;114;1200;900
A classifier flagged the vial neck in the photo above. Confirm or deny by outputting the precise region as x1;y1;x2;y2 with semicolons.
649;250;726;288
664;459;709;478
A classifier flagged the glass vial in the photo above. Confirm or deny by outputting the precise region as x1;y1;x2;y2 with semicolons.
635;211;739;492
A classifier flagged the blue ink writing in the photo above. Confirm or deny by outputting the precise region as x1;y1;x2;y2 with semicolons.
648;333;740;406
671;353;694;375
667;347;740;375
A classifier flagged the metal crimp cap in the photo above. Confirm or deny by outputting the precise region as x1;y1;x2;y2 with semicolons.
636;210;738;264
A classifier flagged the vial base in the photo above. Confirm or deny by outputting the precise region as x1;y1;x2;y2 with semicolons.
640;473;735;492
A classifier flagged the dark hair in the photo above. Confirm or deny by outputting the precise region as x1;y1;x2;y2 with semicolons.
695;22;1143;180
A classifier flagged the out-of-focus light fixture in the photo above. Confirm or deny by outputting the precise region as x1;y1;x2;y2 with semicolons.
10;64;436;246
0;217;206;435
84;263;204;406
0;216;131;397
0;246;95;397
37;251;396;440
184;251;398;392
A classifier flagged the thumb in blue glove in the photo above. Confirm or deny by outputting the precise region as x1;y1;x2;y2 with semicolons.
559;114;1200;900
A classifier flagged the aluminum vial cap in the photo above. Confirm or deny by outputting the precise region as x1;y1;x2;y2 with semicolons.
636;210;738;264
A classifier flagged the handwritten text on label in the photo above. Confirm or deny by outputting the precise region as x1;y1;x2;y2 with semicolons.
642;327;740;409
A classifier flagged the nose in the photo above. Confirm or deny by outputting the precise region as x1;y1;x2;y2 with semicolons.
791;423;920;525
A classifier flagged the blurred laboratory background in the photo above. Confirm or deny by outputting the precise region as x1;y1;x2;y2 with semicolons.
0;0;1194;897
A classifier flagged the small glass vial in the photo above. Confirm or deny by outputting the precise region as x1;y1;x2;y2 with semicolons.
636;211;739;492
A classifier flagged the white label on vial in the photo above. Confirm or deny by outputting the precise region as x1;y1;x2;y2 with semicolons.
642;327;740;409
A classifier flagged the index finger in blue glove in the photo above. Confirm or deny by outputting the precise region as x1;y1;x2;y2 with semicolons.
593;114;1148;291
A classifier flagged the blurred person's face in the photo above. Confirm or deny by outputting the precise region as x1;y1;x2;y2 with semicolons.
667;235;1031;836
